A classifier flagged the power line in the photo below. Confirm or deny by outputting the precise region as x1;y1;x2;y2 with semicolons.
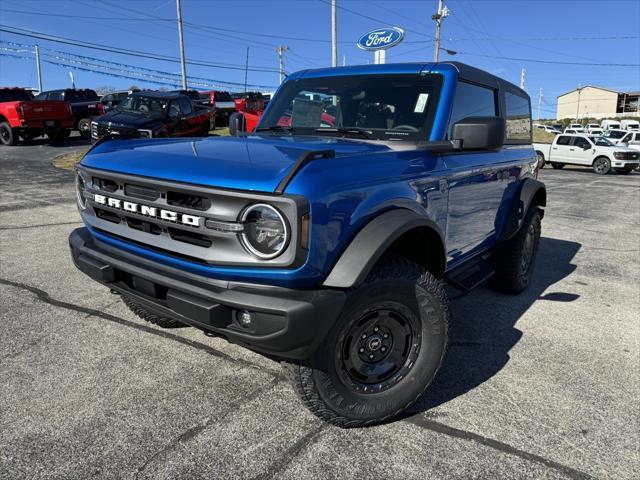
452;50;640;67
0;26;283;73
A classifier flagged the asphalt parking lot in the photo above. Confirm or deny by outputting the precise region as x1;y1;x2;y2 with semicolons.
1;141;638;480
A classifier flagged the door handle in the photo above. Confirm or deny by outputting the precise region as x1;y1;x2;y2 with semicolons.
570;148;575;151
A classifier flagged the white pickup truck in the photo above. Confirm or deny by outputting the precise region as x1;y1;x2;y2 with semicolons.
533;133;640;174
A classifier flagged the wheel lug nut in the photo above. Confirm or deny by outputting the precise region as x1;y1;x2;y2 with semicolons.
369;354;374;360
381;346;387;352
374;327;379;332
359;347;364;353
383;333;389;339
361;333;367;339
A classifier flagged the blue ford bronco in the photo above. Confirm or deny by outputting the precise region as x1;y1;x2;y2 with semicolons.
70;62;545;427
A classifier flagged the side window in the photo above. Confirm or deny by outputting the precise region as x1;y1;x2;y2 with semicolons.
168;100;181;119
448;82;497;138
102;94;113;103
556;136;571;146
178;97;193;115
572;137;591;149
505;91;531;142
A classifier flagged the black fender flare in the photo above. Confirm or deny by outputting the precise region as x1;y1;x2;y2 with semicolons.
322;209;446;289
496;178;546;242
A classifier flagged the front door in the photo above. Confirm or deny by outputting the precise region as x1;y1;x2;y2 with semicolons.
551;135;574;163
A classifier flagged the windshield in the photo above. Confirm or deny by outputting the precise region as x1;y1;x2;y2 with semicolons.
117;95;168;118
258;74;440;141
589;136;614;146
603;130;626;139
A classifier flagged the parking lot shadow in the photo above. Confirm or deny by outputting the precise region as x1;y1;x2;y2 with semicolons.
408;236;581;414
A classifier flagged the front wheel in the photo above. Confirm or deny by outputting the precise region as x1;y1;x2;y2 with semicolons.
536;151;545;168
593;156;610;175
77;118;92;138
286;255;449;428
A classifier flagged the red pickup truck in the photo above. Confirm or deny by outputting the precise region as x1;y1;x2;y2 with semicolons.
0;88;74;145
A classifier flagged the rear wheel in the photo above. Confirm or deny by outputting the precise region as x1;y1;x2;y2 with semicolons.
286;255;449;428
121;295;186;328
490;207;542;294
551;162;564;169
593;156;610;175
0;122;17;146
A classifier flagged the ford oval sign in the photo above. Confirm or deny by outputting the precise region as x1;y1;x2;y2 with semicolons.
356;27;405;51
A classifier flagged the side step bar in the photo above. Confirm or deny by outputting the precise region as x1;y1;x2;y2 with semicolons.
445;257;494;292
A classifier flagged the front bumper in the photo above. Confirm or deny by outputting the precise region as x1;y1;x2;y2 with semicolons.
612;160;639;169
69;227;345;360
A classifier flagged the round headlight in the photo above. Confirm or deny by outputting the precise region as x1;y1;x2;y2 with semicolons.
75;171;87;210
240;204;289;259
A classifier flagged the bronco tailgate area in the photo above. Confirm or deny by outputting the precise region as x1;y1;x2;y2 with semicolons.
0;138;638;479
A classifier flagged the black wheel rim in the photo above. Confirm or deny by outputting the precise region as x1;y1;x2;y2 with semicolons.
520;224;536;275
337;302;421;394
0;126;9;142
595;159;607;173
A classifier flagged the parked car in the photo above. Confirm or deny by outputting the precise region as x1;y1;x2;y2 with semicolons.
534;133;639;174
534;124;560;134
601;128;631;144
228;92;266;135
620;119;640;131
201;90;236;126
35;88;103;138
551;123;563;132
99;89;138;113
563;128;580;134
70;61;546;426
588;128;604;136
586;123;600;133
90;91;213;142
620;131;640;151
601;119;621;130
568;123;585;132
0;87;74;145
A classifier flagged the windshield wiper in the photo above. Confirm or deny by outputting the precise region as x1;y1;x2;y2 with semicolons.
314;127;374;139
254;125;294;133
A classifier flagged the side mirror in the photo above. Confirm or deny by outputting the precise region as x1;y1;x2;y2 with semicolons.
452;116;506;151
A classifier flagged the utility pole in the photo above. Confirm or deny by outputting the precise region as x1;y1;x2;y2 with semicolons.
432;0;449;62
34;44;43;93
277;45;289;84
576;86;582;120
537;88;543;120
519;68;526;90
176;0;188;90
331;0;338;67
244;47;249;93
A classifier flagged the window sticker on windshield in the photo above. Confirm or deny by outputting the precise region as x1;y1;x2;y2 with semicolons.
414;93;430;113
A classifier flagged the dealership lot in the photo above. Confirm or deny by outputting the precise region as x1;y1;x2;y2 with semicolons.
0;143;638;479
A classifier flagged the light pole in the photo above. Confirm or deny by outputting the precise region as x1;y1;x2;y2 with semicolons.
34;45;43;93
176;0;188;90
331;0;337;67
277;45;289;84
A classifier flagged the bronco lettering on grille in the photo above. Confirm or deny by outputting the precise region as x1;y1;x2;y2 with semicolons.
93;194;201;227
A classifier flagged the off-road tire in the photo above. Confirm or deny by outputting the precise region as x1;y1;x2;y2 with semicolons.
121;295;185;328
285;255;449;428
593;156;611;175
551;162;564;169
0;122;18;146
490;206;542;294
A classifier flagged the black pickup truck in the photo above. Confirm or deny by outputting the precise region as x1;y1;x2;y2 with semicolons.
36;89;102;138
90;91;212;142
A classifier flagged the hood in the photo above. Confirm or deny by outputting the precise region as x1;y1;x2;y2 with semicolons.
95;111;163;129
81;135;394;193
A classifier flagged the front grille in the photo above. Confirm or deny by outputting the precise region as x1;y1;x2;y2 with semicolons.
93;177;119;193
168;227;212;248
96;124;140;139
166;191;211;211
95;207;121;224
124;183;159;201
